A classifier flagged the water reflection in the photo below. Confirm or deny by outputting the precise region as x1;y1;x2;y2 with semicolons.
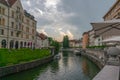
1;51;100;80
81;57;100;80
50;60;59;74
82;59;89;76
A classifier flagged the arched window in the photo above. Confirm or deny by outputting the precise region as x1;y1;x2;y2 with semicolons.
15;41;19;49
20;41;23;48
28;42;30;48
24;42;26;48
1;39;6;48
10;40;14;49
2;18;5;26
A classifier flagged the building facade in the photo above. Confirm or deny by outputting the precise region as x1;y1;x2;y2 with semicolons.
91;0;120;46
36;33;49;49
69;39;82;48
94;36;103;46
88;29;95;46
103;0;120;20
0;0;36;49
82;32;89;49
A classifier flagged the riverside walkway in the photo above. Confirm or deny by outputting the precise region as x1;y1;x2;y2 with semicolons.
93;65;119;80
82;48;120;80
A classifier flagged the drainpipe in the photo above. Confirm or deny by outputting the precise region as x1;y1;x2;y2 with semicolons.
6;0;10;49
34;21;37;49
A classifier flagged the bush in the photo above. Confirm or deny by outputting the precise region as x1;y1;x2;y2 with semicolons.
87;45;106;49
0;49;51;67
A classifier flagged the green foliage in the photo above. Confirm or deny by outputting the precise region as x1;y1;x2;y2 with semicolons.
0;49;51;67
48;37;53;45
87;45;106;49
51;40;60;55
63;35;69;48
48;37;60;54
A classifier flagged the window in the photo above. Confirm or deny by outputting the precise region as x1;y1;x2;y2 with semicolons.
0;7;1;14
26;19;29;25
11;31;13;36
26;34;29;39
32;29;34;34
2;8;5;15
2;18;5;26
21;25;23;30
11;11;14;18
0;18;1;25
11;22;14;28
26;27;29;33
0;7;5;15
16;32;19;37
32;36;34;39
17;7;20;12
22;16;24;22
32;22;35;27
21;33;23;38
0;18;5;26
0;29;4;35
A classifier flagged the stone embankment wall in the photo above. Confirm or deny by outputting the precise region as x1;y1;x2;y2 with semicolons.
0;55;53;77
82;49;105;69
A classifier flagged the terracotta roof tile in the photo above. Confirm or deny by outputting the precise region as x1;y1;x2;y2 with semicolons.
8;0;17;6
0;0;17;6
39;33;47;40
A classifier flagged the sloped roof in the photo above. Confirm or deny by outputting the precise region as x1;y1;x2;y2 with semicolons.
0;0;17;7
40;33;47;40
8;0;17;6
91;19;120;36
37;33;47;40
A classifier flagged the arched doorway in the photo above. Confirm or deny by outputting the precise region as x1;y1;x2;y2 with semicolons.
15;41;19;49
28;42;30;48
1;39;6;48
30;42;32;48
10;40;14;49
20;41;23;48
24;42;26;48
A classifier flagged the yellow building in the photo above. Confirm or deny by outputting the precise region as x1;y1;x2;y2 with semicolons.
0;0;37;49
82;32;89;49
103;0;120;20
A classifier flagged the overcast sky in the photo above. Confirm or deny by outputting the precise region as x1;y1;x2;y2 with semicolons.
21;0;115;41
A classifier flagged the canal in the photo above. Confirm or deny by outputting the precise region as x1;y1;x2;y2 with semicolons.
1;51;100;80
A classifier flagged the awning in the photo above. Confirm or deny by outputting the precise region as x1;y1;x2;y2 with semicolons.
91;19;120;36
102;36;120;43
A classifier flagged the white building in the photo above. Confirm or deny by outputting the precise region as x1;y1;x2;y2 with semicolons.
88;29;95;46
69;40;82;48
0;0;37;49
36;33;49;49
94;36;103;46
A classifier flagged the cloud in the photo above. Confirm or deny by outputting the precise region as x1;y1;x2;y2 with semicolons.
21;0;78;41
21;0;115;41
26;0;31;7
44;0;61;9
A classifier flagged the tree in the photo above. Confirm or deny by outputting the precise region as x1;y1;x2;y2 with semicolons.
48;37;60;54
63;35;69;48
48;37;53;46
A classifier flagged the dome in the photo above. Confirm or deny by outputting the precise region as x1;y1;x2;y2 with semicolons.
107;47;120;56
